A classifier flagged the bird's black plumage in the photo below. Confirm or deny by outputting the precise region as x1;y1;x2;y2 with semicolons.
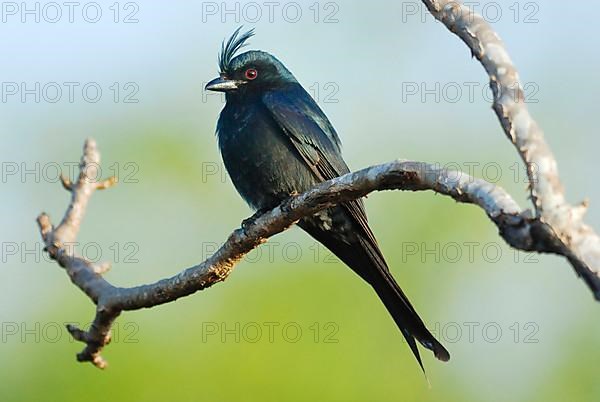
206;28;450;371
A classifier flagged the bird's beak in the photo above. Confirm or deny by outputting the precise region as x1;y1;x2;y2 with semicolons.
205;76;244;92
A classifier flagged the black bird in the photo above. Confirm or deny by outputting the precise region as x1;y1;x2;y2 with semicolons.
205;28;450;371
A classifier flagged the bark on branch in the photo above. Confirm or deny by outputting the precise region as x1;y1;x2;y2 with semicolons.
37;136;588;368
420;0;600;295
36;1;600;368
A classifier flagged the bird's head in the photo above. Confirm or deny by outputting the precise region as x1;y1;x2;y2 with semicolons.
205;27;296;95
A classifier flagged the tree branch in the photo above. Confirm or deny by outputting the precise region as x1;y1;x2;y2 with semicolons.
37;137;582;368
36;1;600;369
420;0;600;296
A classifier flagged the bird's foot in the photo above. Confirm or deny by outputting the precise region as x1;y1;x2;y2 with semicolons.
241;208;270;234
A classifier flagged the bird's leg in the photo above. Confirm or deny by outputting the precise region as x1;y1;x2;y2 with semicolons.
242;191;301;232
242;208;271;233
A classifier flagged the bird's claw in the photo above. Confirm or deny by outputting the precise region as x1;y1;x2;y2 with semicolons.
241;216;256;232
241;208;269;234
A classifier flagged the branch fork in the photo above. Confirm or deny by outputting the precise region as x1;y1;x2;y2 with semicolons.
36;1;600;368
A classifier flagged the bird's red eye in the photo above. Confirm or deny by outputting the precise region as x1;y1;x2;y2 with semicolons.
245;68;258;80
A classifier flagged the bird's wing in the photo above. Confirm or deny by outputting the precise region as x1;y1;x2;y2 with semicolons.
261;84;384;266
262;84;450;367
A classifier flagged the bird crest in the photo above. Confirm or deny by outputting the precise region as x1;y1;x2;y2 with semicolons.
218;27;255;73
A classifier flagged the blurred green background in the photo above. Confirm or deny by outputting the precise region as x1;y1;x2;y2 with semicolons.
1;1;599;401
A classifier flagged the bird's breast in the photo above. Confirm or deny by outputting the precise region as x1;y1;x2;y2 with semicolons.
217;100;316;210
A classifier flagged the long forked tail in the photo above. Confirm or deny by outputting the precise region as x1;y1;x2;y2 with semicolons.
298;211;450;372
370;266;450;372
